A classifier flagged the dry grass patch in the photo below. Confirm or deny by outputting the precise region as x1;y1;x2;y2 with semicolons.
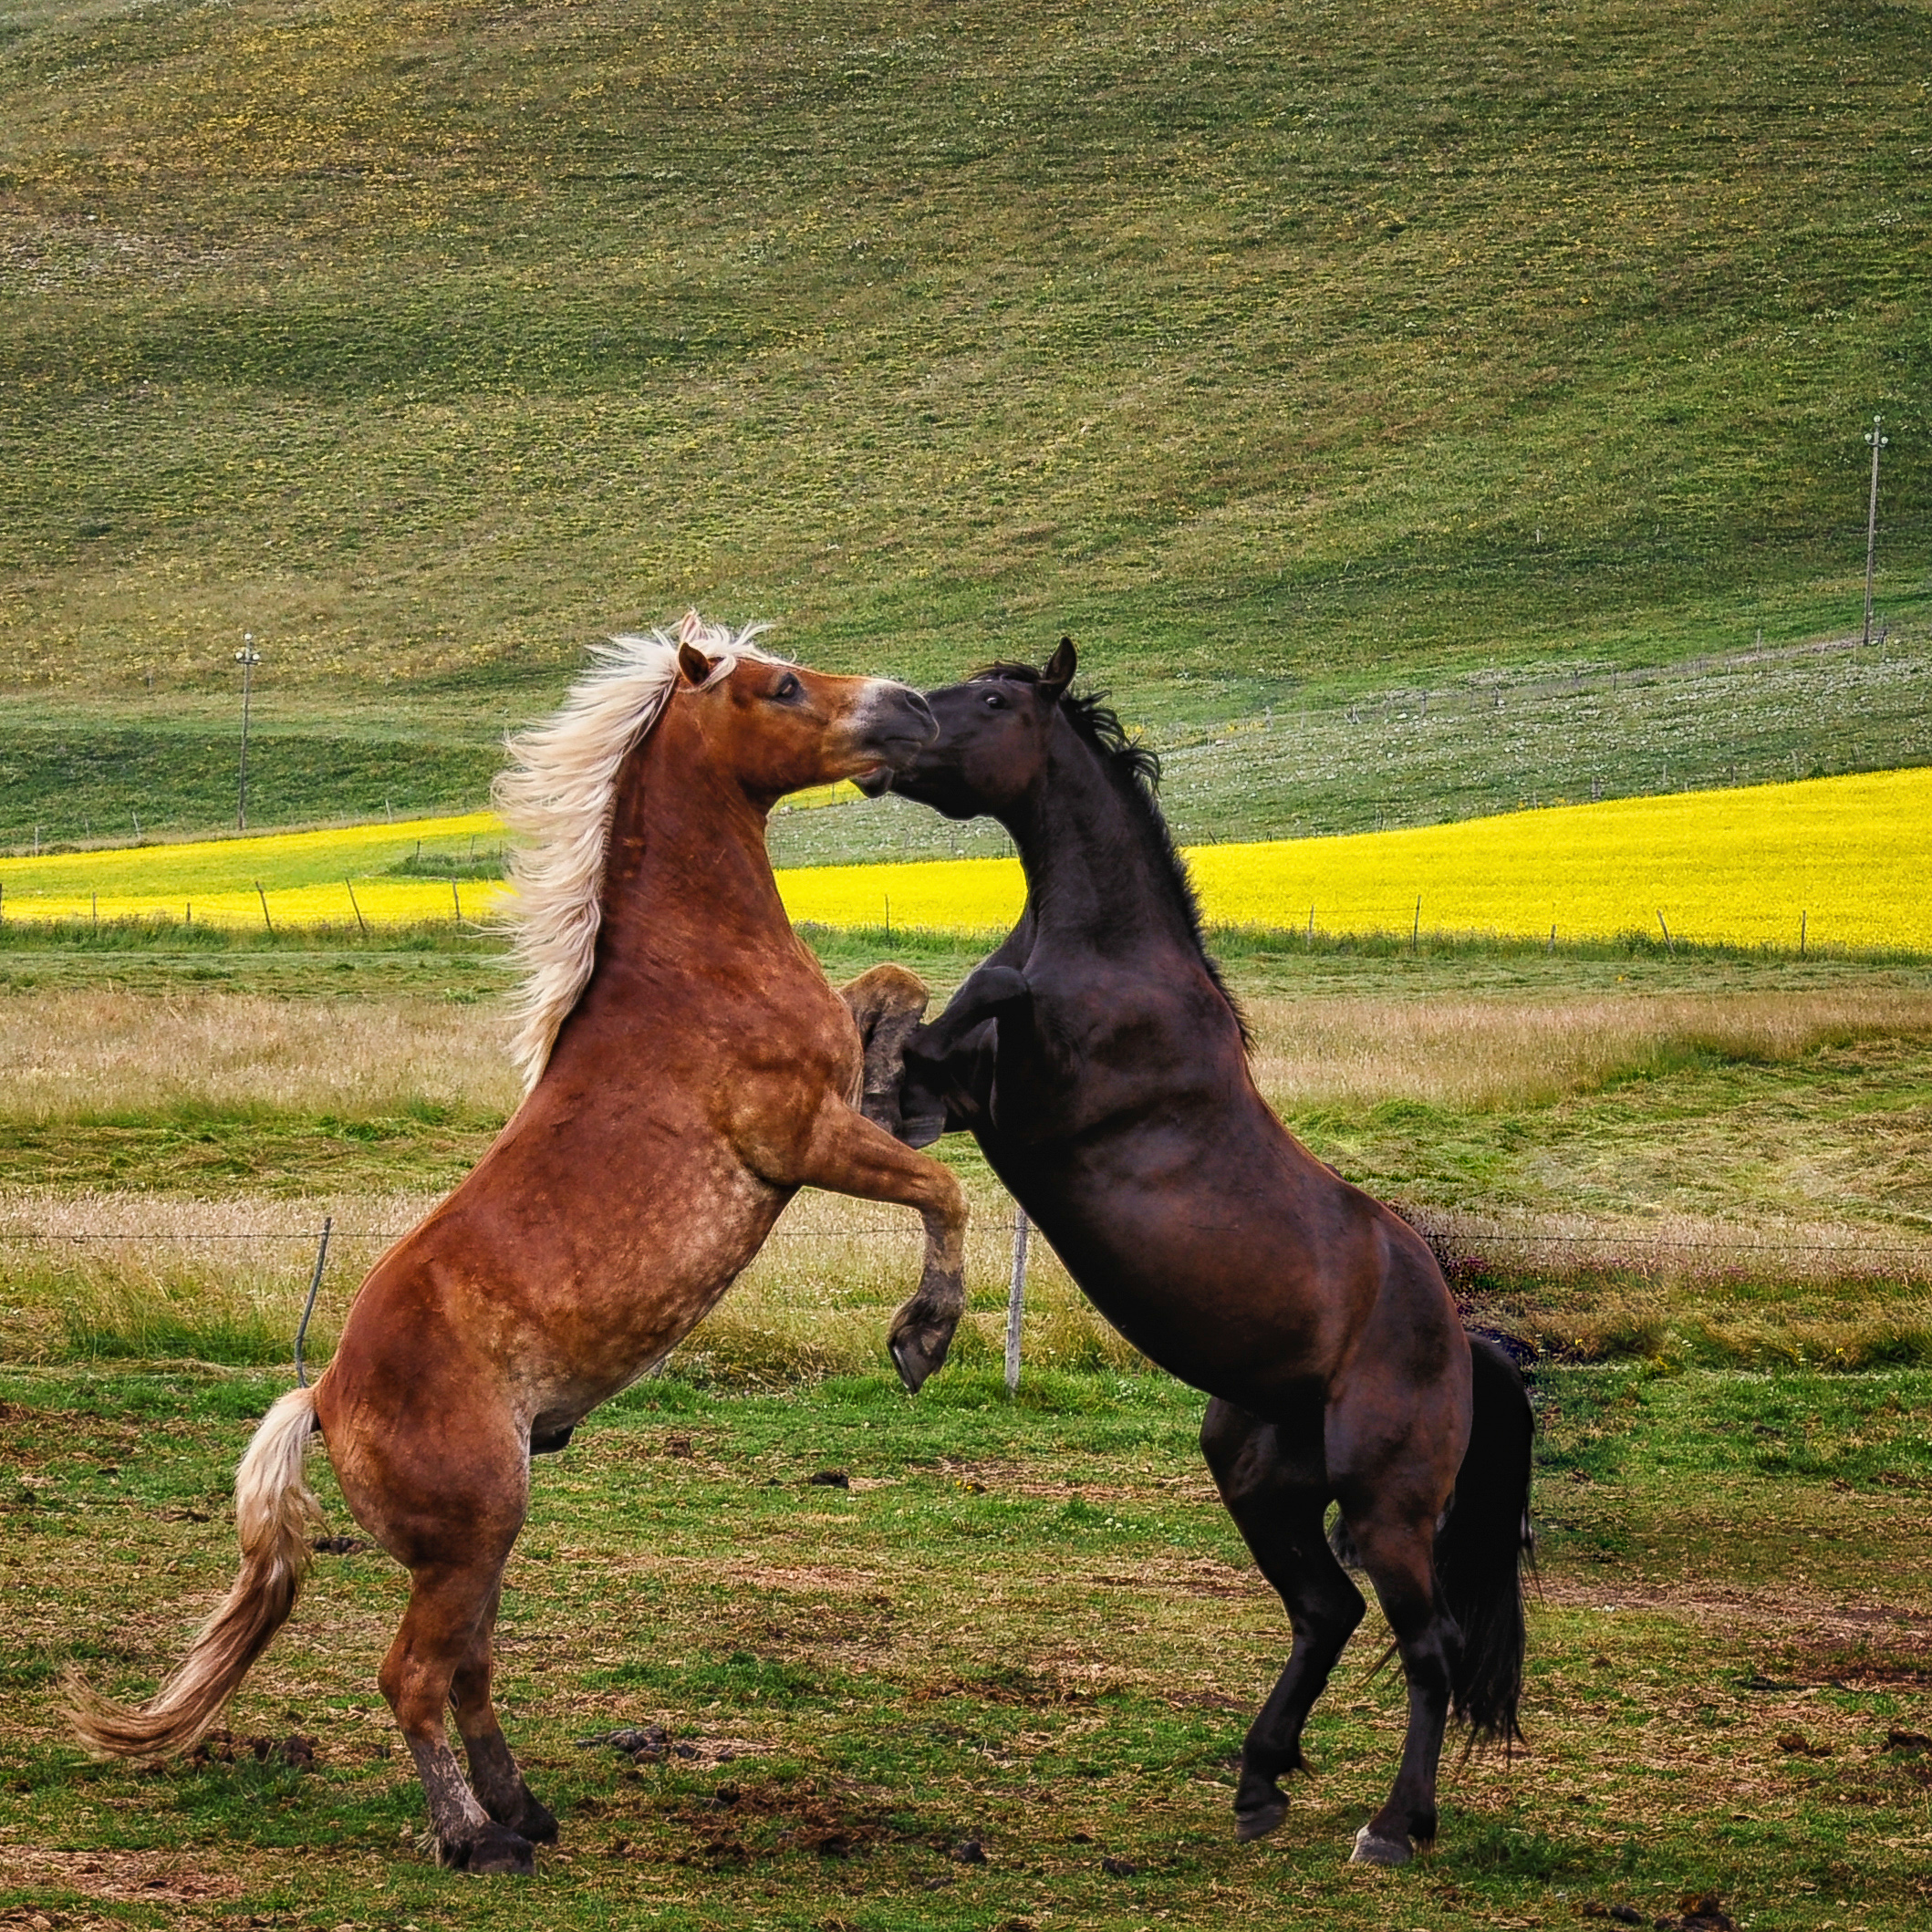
1246;988;1932;1114
0;989;519;1122
0;1187;438;1363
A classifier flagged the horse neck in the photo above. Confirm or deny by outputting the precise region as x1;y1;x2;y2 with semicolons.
592;700;794;971
1005;723;1200;960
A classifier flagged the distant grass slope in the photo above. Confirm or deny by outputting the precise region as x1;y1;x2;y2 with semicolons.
2;0;1927;724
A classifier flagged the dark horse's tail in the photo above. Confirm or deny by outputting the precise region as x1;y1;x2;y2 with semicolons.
1436;1336;1535;1746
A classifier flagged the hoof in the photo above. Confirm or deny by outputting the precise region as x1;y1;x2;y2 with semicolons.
1234;1792;1288;1844
889;1324;954;1394
444;1823;535;1875
510;1795;559;1845
1348;1823;1413;1867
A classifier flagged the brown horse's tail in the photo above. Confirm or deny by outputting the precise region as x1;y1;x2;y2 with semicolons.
1436;1336;1535;1748
66;1385;323;1760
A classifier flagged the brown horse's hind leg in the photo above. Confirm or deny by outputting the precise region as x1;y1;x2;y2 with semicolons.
450;1581;558;1846
379;1562;535;1875
1201;1400;1366;1844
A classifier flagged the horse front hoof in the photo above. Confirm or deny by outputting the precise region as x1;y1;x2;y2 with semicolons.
1348;1823;1413;1867
444;1823;536;1875
889;1322;953;1393
1233;1787;1288;1843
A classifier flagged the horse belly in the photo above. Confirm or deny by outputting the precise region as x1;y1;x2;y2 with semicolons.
995;1142;1369;1414
327;1149;785;1449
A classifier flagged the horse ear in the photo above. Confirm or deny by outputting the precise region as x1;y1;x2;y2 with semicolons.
1039;635;1077;699
678;641;721;687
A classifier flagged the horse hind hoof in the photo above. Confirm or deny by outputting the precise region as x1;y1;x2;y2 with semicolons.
511;1796;559;1844
446;1823;536;1875
1348;1823;1414;1867
1234;1793;1288;1843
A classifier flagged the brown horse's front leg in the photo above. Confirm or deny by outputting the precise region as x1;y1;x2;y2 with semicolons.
795;1100;968;1393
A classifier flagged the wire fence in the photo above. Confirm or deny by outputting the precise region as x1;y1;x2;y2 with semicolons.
2;1222;1927;1255
8;1206;1927;1396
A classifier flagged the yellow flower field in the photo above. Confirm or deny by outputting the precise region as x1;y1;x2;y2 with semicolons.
0;769;1925;953
1179;764;1930;953
0;813;507;930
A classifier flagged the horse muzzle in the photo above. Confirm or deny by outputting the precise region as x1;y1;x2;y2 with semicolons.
849;685;936;791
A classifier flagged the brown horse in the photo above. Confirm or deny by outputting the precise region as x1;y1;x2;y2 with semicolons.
871;639;1534;1867
67;615;970;1874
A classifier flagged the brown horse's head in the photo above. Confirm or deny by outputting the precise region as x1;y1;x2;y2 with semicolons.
672;613;934;805
873;634;1078;818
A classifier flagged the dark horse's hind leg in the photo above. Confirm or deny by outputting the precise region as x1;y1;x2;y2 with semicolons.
1201;1400;1366;1844
1337;1492;1461;1865
450;1580;559;1846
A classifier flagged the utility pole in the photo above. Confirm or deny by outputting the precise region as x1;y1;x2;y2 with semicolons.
1864;415;1888;648
234;633;261;830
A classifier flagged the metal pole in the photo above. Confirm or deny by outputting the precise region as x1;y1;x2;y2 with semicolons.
235;635;261;831
1864;416;1887;648
295;1216;333;1387
1004;1204;1029;1396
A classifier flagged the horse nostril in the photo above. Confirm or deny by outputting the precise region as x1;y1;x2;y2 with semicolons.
902;690;937;741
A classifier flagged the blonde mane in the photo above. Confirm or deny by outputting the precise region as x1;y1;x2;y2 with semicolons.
493;611;774;1091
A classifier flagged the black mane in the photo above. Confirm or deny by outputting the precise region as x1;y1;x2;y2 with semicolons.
971;662;1249;1042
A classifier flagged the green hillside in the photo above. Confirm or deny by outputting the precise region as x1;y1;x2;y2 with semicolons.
2;0;1928;840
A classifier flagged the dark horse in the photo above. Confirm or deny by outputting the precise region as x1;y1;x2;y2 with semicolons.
868;639;1533;1866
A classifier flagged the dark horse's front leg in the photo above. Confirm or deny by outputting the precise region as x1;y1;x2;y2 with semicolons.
898;963;1030;1147
837;964;932;1141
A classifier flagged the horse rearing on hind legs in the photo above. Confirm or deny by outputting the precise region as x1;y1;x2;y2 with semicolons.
867;638;1535;1867
67;616;971;1875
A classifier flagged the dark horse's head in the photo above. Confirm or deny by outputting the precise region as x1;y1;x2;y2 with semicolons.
867;636;1157;819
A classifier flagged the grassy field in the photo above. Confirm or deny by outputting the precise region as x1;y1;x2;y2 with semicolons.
4;628;1932;859
3;1362;1930;1930
4;0;1930;845
1;928;1931;1924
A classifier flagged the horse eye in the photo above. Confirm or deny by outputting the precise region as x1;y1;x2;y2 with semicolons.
773;672;802;702
982;691;1005;710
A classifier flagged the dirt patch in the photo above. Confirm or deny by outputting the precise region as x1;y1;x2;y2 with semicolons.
1089;1555;1262;1600
579;1725;777;1769
0;1848;241;1905
725;1563;887;1594
609;1775;896;1865
1542;1574;1932;1649
914;1664;1121;1707
1164;1688;1252;1714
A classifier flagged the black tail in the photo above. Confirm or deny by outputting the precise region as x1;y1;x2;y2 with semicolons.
1436;1336;1534;1747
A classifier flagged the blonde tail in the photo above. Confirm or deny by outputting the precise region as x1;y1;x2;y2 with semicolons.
66;1385;324;1760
